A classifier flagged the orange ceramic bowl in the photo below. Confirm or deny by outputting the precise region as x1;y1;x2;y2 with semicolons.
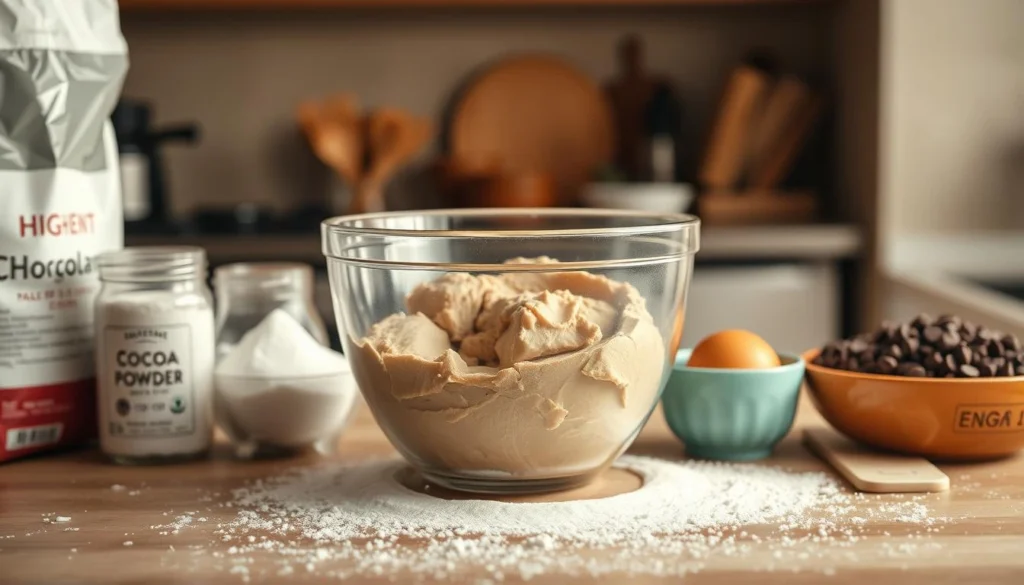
803;349;1024;460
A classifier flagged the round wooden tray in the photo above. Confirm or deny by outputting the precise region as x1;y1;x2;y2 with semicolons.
449;54;614;205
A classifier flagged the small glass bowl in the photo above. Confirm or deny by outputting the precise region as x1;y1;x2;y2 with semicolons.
213;262;327;363
215;371;358;458
322;209;699;494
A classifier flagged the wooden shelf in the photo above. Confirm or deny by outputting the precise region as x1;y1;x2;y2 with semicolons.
126;224;862;264
120;0;825;11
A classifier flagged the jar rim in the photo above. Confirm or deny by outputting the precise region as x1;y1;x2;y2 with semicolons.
214;262;315;300
98;246;207;282
214;262;313;280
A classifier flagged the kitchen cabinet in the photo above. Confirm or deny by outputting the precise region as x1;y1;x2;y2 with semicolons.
682;263;838;353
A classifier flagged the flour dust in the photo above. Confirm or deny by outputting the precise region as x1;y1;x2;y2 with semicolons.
150;455;949;582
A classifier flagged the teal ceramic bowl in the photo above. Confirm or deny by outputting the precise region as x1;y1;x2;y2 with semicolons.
662;349;805;461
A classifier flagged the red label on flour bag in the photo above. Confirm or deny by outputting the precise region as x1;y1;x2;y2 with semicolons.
0;1;128;461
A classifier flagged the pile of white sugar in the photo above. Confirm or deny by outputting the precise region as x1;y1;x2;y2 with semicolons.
159;456;945;582
215;309;357;451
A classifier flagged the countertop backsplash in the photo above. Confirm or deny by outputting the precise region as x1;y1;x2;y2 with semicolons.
119;6;830;217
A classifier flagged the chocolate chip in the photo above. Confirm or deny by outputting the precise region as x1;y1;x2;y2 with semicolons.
958;364;981;378
816;318;1024;378
885;344;903;360
988;338;1004;358
904;364;927;377
940;332;961;350
945;354;959;374
1003;334;1022;352
911;314;933;328
923;326;944;344
902;336;920;357
878;355;899;373
953;345;973;365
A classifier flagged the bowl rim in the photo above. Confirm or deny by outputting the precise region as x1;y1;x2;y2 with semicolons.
802;348;1024;383
322;207;700;239
674;348;805;374
214;370;351;382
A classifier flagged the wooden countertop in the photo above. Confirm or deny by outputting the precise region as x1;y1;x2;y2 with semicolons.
3;395;1024;584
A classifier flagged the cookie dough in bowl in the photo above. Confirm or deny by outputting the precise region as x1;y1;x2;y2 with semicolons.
353;260;665;482
324;209;699;494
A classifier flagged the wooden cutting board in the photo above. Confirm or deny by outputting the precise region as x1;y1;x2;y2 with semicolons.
449;54;614;205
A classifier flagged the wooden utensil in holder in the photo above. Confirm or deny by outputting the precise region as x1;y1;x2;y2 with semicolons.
696;58;824;226
297;94;364;212
298;96;432;215
357;108;433;213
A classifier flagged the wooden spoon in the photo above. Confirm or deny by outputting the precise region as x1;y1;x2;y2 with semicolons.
352;108;432;214
297;94;363;189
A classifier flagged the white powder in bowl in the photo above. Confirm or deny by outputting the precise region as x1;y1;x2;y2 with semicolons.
217;309;350;378
214;310;356;451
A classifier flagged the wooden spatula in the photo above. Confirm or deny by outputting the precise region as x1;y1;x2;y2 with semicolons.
297;94;364;189
353;108;432;214
804;427;949;493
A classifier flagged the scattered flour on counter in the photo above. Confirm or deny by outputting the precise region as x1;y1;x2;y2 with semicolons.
152;455;948;582
152;511;205;536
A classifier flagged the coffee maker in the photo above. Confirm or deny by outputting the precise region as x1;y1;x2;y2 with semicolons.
111;99;199;233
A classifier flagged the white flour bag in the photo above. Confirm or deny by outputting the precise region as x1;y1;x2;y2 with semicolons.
0;0;128;461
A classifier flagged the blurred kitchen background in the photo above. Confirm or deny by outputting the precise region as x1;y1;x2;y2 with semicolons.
115;0;1024;351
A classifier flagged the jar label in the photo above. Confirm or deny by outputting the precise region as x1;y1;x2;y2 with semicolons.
101;324;198;438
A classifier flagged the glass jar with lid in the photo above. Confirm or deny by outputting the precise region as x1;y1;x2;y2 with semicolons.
213;263;327;360
212;262;354;459
94;246;215;465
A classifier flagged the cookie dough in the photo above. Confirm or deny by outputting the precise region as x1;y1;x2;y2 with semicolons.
350;258;667;477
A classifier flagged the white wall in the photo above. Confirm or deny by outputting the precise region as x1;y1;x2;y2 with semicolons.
879;0;1024;255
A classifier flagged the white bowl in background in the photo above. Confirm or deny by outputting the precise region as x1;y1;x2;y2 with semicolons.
581;183;695;214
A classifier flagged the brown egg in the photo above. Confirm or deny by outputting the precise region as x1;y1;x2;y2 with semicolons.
688;329;781;369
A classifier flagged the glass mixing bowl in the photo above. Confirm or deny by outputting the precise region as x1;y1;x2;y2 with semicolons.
322;209;699;494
